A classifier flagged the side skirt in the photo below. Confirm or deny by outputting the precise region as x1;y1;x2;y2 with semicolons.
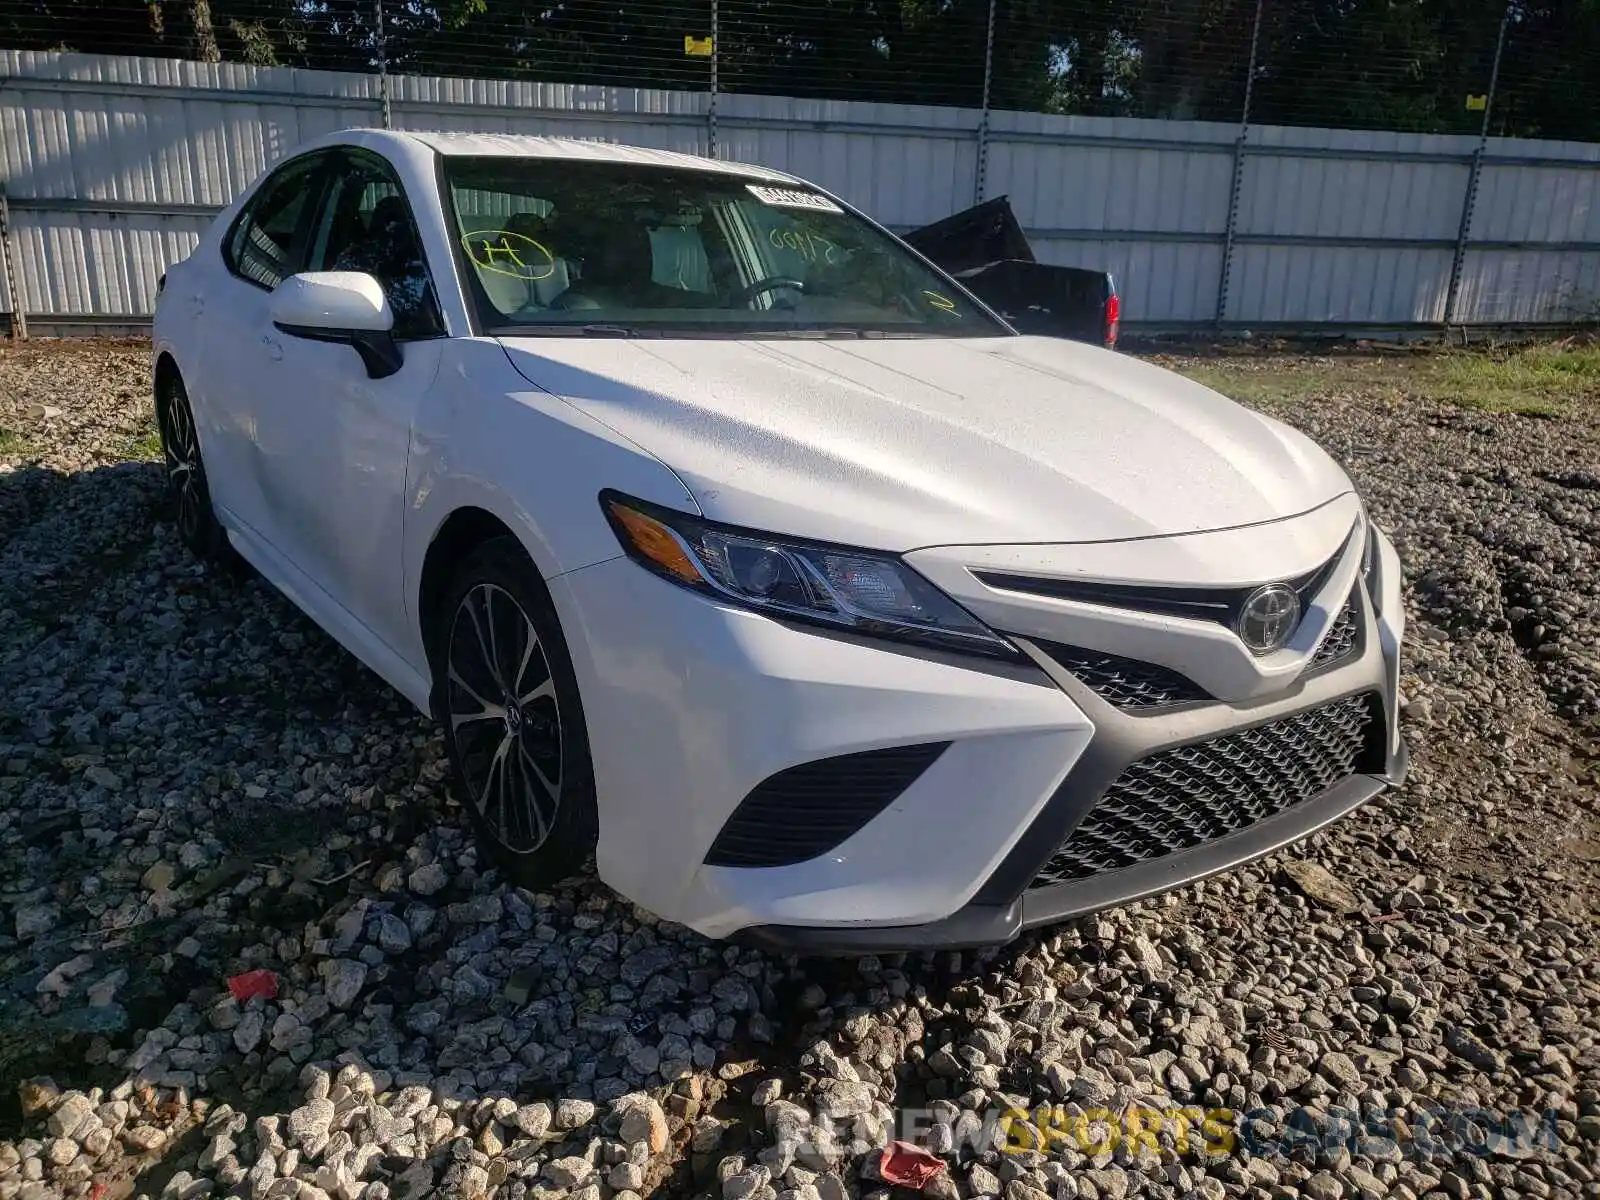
217;506;435;715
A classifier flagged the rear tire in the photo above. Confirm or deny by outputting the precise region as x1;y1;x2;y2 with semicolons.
156;369;229;562
430;536;598;889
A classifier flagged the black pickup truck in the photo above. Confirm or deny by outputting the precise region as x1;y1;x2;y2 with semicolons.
904;197;1120;349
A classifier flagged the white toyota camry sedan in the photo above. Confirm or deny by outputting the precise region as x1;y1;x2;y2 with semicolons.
152;129;1408;952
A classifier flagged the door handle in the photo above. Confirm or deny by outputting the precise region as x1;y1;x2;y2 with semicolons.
261;334;283;361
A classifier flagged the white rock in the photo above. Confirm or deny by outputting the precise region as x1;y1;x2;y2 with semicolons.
408;863;448;895
14;903;59;939
376;912;413;954
816;1081;874;1120
616;1095;669;1153
286;1098;336;1146
513;1101;552;1137
198;1132;236;1170
544;1156;594;1188
321;958;368;1010
609;1163;646;1191
233;1010;265;1055
35;954;95;998
46;1094;94;1140
554;1097;596;1128
85;764;122;790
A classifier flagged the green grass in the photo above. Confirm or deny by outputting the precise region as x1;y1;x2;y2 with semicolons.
1429;342;1600;414
1171;341;1600;418
127;422;163;461
1172;363;1360;411
0;425;33;457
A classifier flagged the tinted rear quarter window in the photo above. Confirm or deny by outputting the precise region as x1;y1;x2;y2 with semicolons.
223;155;325;289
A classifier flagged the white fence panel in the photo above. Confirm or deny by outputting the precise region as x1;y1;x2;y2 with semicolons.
0;49;1597;333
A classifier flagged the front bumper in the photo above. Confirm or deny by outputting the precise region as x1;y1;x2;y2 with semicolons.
550;555;1093;937
555;518;1407;953
739;670;1408;955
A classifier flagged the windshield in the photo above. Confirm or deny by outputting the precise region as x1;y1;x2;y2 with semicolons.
443;157;1008;338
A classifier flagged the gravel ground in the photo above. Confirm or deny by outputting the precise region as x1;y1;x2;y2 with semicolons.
0;340;1596;1200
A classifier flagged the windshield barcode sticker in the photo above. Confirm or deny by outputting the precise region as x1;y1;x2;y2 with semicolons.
746;185;844;213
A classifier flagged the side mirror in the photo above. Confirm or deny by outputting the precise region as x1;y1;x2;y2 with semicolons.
270;272;402;379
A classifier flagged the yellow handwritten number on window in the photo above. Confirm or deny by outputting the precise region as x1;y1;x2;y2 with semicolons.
922;290;958;313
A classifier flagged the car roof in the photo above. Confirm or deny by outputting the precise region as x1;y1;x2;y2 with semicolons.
323;127;803;185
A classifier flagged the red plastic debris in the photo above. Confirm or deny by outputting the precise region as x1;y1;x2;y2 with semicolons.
227;969;280;1002
879;1140;947;1189
89;1184;108;1200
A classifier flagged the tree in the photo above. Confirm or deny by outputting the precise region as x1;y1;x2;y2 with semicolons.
190;0;220;61
1;0;1597;139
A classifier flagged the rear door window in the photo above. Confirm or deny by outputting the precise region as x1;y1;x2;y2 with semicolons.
222;154;328;290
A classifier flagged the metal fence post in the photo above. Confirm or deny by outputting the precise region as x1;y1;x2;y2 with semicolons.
0;183;26;341
1444;6;1511;330
707;0;720;159
375;0;392;129
973;0;997;205
1214;0;1264;326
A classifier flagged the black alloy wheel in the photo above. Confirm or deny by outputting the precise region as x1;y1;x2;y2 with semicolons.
433;537;596;886
156;370;228;560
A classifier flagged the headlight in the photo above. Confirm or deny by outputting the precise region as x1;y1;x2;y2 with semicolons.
601;491;1016;659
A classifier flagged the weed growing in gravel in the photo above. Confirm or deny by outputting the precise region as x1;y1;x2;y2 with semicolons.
1432;342;1600;414
0;424;33;456
1172;338;1600;417
126;422;162;460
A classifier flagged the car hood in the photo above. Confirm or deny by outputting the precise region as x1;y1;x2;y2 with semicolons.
499;334;1354;551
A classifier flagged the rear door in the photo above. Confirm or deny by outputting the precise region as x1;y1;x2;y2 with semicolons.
197;151;334;538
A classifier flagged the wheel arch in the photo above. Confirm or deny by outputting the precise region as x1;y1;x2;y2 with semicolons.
420;506;520;660
151;349;207;458
416;502;569;685
153;350;181;397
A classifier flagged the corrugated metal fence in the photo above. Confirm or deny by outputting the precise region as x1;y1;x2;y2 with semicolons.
1;49;1598;335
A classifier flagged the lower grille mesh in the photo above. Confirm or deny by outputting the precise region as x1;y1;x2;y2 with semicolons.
1037;643;1208;709
1031;693;1378;886
1310;592;1360;668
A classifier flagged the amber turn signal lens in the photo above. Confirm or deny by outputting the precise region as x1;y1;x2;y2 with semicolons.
606;501;705;584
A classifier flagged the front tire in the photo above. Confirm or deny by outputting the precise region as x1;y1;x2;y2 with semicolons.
156;369;228;561
431;537;597;889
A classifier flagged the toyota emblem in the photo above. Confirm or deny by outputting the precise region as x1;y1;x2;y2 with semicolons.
1237;583;1300;654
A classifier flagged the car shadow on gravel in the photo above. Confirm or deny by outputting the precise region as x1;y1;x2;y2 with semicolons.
4;416;1600;1200
0;457;1047;1198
